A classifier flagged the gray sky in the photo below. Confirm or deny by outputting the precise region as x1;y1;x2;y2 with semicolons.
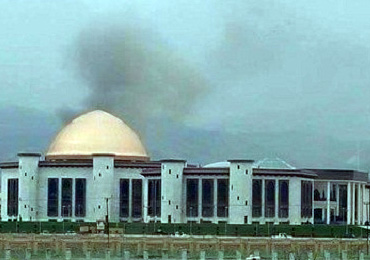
1;0;370;169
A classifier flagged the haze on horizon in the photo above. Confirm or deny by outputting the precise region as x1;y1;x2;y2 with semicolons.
1;0;370;170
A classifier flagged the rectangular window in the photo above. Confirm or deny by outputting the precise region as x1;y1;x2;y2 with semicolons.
279;180;289;218
252;180;262;217
339;184;347;221
47;178;58;217
7;178;19;216
202;179;214;217
131;179;142;218
186;179;199;217
120;179;129;218
301;181;313;218
61;178;72;217
148;179;161;217
265;180;275;218
75;178;86;217
217;179;228;217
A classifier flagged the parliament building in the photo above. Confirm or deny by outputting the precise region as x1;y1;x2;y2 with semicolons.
0;110;369;225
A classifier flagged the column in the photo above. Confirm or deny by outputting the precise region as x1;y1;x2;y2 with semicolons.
198;179;202;222
143;179;148;223
336;184;340;216
128;179;132;222
363;184;366;223
58;178;62;219
261;179;265;222
312;180;314;223
352;183;355;225
213;179;218;223
72;179;75;218
275;179;279;223
347;182;351;225
357;183;361;225
326;182;331;224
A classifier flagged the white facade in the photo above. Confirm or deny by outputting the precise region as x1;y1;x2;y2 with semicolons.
0;111;369;226
1;153;368;225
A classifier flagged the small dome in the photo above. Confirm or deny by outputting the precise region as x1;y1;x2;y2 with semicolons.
204;161;230;168
46;110;149;161
255;158;295;169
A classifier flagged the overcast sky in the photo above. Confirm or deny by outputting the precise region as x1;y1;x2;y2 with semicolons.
1;0;370;169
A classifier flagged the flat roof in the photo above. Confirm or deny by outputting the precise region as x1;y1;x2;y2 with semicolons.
305;169;368;182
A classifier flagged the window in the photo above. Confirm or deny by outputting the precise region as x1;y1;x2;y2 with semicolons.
217;179;229;217
301;181;313;218
252;180;262;217
47;178;58;217
265;180;275;218
75;179;86;217
186;179;199;217
202;179;214;217
120;179;129;218
148;179;161;217
279;180;289;218
61;178;72;217
7;179;18;217
132;179;142;218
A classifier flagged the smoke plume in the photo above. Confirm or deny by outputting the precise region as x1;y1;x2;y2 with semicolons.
70;2;370;169
75;22;209;132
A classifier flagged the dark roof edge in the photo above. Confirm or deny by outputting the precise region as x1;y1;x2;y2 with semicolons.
160;159;187;163
228;159;255;163
0;162;19;169
18;152;41;157
305;168;368;173
91;153;116;157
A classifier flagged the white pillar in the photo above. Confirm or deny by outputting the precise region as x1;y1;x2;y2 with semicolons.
347;182;351;225
214;179;218;223
128;179;132;222
58;178;62;219
363;184;366;223
289;178;302;225
275;179;279;223
198;179;202;222
312;180;314;223
71;178;75;219
261;179;265;222
352;183;356;225
357;183;361;225
143;179;148;223
336;184;340;216
326;182;331;224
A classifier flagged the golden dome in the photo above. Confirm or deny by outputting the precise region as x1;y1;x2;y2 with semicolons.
46;110;149;161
